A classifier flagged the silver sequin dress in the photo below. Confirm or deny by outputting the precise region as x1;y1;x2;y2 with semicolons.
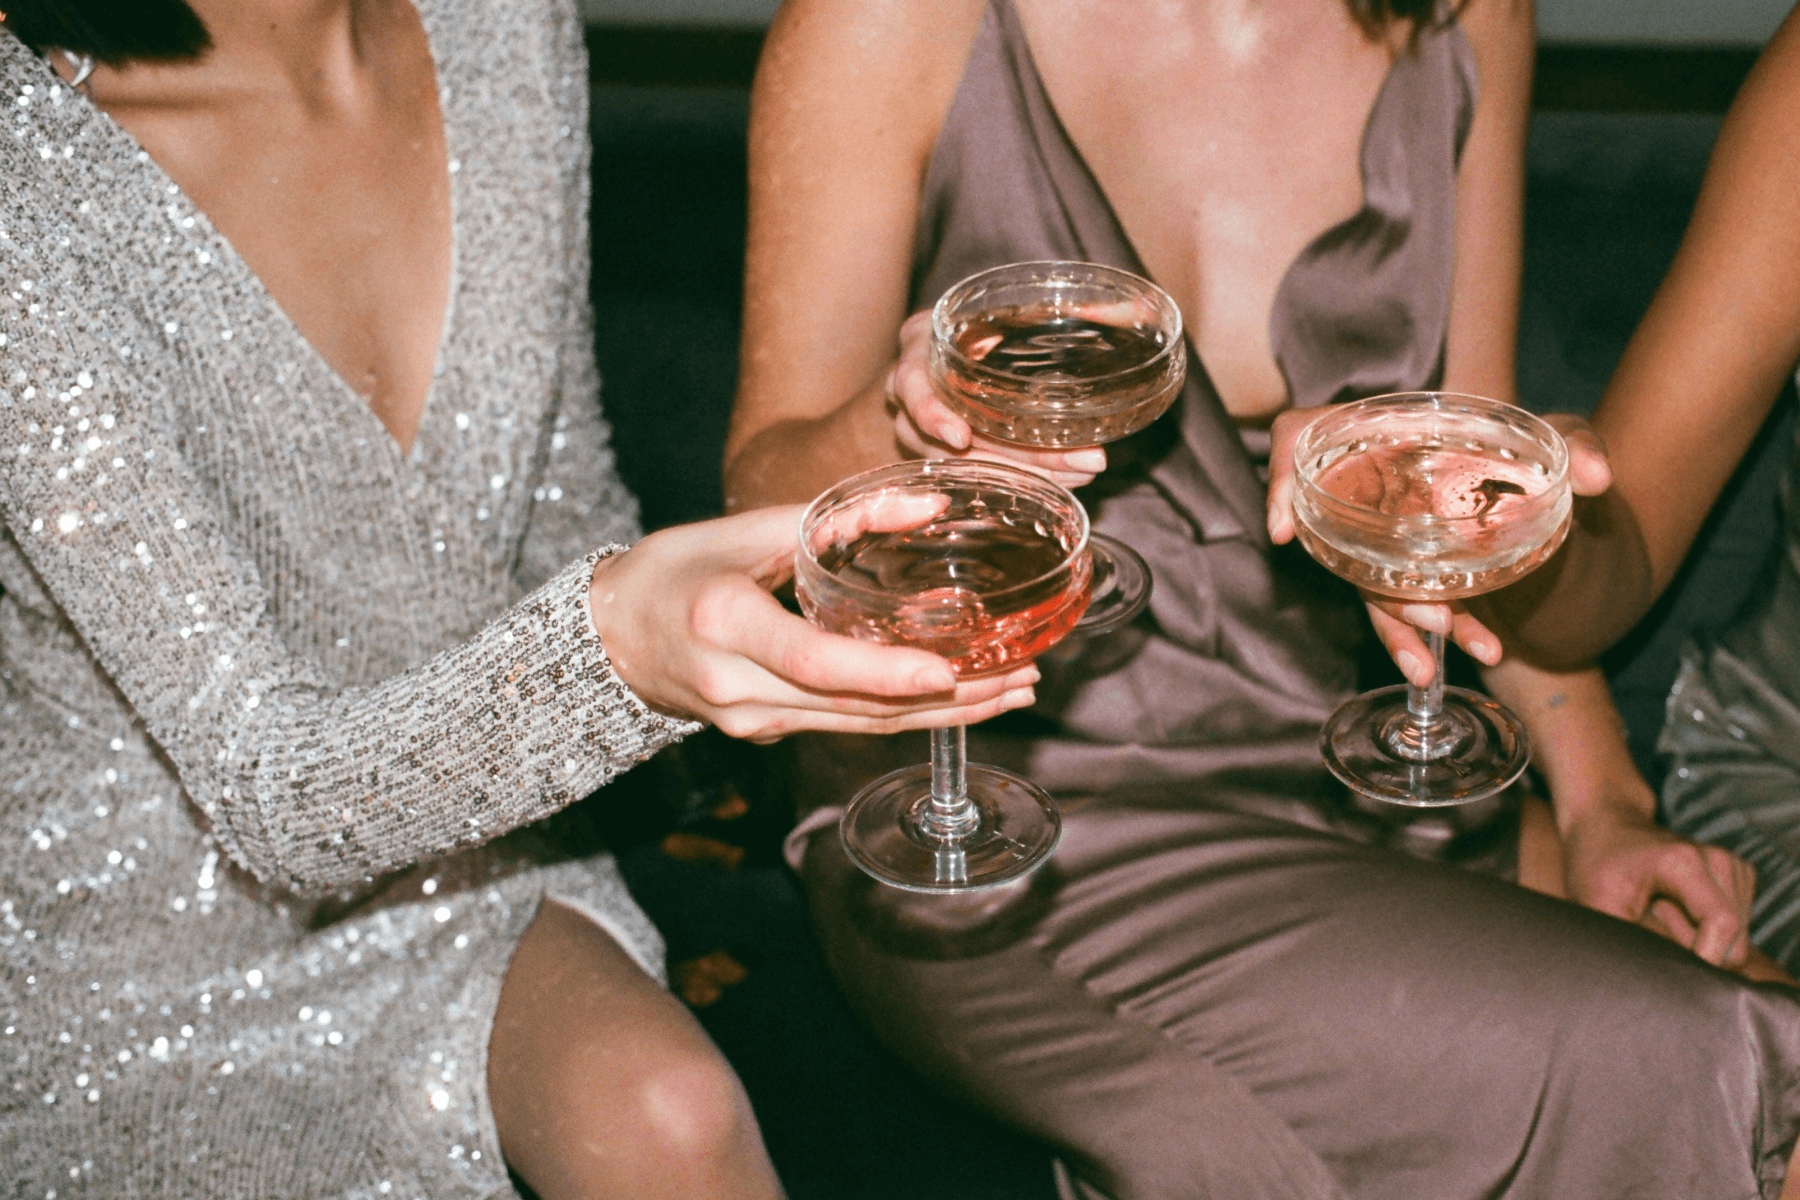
0;2;699;1194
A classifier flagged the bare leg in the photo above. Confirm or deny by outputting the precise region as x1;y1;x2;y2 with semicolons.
489;898;786;1200
1515;792;1564;898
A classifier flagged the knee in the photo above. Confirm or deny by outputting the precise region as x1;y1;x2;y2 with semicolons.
616;1045;757;1166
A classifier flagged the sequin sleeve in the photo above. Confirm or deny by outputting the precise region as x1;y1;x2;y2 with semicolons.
0;22;700;893
1;390;694;893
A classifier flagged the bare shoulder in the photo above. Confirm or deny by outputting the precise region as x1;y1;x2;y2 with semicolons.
751;0;987;166
1453;0;1533;75
1732;3;1800;125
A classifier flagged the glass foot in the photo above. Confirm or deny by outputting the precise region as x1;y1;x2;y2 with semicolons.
840;764;1062;893
1074;533;1152;636
1319;684;1529;807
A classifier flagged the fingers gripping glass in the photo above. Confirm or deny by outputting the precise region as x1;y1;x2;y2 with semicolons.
1291;393;1573;806
929;261;1185;635
796;460;1096;891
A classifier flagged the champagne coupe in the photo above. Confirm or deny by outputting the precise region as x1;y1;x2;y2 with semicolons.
1291;392;1572;805
929;261;1185;634
796;459;1094;891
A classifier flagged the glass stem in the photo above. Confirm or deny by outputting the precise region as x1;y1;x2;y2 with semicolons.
1409;632;1447;723
922;726;980;842
1382;630;1455;763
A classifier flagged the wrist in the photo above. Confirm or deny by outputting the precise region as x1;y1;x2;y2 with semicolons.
1551;776;1658;840
584;545;635;672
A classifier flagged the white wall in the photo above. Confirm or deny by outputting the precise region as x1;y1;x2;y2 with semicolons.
579;0;1794;45
1538;0;1790;45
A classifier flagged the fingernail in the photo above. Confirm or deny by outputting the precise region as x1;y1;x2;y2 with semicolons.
913;666;956;692
1401;605;1452;634
1064;449;1106;473
1001;687;1036;710
1474;640;1502;665
1395;651;1425;684
1009;666;1042;687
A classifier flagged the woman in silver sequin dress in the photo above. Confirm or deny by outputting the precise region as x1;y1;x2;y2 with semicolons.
0;1;1037;1196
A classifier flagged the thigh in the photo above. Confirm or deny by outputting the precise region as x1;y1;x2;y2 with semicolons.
805;795;1800;1200
804;826;1347;1200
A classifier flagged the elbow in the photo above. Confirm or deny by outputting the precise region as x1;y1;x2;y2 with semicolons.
722;420;818;512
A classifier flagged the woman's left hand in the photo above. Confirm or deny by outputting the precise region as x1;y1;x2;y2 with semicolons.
1265;406;1615;687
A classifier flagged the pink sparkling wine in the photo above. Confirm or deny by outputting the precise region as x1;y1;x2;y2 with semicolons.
932;304;1183;448
1295;438;1572;601
1314;445;1547;522
804;517;1091;676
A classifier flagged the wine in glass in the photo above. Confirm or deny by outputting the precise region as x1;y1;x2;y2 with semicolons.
796;459;1094;891
1290;392;1572;805
929;261;1185;634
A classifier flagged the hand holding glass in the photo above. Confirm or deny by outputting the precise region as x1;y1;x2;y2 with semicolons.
796;459;1093;891
928;261;1184;633
1291;392;1572;805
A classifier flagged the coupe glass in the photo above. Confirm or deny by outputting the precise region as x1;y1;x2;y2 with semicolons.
1291;392;1572;805
796;459;1094;891
929;261;1185;634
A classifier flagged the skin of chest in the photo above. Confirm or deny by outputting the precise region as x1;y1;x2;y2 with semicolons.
61;0;452;452
1016;0;1408;425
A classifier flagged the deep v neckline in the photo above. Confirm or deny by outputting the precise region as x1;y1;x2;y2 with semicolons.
1000;0;1409;424
61;0;460;468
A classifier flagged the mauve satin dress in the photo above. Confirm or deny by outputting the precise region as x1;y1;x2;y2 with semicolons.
782;3;1800;1197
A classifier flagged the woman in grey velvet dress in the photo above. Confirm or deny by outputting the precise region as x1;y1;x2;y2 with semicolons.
0;1;1033;1195
727;1;1800;1196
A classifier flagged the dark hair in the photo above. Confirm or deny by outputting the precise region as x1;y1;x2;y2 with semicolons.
2;0;210;66
1348;0;1463;35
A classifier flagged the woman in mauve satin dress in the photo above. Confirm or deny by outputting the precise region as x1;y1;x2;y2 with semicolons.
726;1;1800;1196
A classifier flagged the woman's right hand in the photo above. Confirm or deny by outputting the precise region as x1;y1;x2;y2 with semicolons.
886;311;1107;490
585;505;1040;744
1265;405;1615;686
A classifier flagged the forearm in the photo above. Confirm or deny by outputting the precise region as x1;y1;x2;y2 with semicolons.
1472;487;1657;666
723;375;902;511
1487;652;1766;970
1491;7;1800;661
1480;654;1655;832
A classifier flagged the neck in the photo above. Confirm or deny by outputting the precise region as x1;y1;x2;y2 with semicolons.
195;0;366;86
77;0;386;105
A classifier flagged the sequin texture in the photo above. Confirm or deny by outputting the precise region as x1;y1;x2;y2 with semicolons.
0;0;694;1193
